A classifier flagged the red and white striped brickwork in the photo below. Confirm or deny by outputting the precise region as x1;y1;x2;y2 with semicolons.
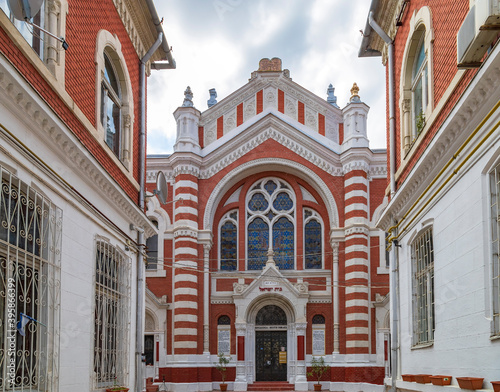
343;166;370;354
172;168;200;354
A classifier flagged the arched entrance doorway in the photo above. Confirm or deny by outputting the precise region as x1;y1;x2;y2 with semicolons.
255;305;287;381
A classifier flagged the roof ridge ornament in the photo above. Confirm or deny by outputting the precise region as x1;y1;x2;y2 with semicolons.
327;84;339;108
207;88;217;108
182;86;194;107
350;82;361;103
257;57;282;72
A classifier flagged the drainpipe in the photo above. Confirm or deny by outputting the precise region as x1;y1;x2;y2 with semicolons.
136;31;165;392
368;12;398;392
368;11;396;196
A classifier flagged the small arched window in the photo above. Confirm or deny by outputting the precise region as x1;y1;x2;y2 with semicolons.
304;209;323;269
102;53;122;158
146;219;158;270
218;315;231;325
220;211;238;271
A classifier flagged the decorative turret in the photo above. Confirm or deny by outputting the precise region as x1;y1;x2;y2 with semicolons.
207;88;217;108
341;83;370;149
173;86;201;154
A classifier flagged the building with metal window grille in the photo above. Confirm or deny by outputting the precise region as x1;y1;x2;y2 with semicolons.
0;0;174;390
145;58;390;391
359;0;500;391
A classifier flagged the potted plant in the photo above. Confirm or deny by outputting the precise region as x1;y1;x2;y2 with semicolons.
106;377;129;392
456;377;484;390
307;356;330;391
491;381;500;392
414;374;432;384
215;352;231;391
430;375;452;386
402;374;415;382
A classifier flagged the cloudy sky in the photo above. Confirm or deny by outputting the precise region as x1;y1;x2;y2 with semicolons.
147;0;386;155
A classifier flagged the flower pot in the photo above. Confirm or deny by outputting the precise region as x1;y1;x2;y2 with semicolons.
402;374;415;382
314;384;322;391
220;383;228;391
492;381;500;392
106;389;129;392
456;377;484;390
414;374;432;384
430;375;452;386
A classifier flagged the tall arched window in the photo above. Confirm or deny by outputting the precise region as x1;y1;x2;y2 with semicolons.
304;209;323;269
400;7;434;154
247;179;295;270
412;35;428;138
102;53;122;158
95;30;134;170
220;211;238;270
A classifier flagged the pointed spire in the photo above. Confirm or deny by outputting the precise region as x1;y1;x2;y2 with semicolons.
182;86;194;107
207;88;217;108
327;84;339;108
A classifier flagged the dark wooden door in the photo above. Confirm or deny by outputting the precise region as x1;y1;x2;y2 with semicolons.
255;330;287;381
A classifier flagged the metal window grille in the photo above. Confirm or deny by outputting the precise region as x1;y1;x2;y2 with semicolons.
411;227;434;345
490;165;500;336
0;166;62;391
93;239;130;388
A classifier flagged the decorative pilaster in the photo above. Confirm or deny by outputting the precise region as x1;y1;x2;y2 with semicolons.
342;161;370;356
203;244;211;354
294;323;308;391
234;323;248;391
172;163;201;354
331;241;340;354
402;99;411;152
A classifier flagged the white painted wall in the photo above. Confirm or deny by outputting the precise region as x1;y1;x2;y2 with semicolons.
396;139;500;386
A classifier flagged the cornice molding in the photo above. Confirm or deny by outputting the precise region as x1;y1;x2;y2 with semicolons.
112;0;161;62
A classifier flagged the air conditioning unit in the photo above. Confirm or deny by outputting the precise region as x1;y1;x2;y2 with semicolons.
457;0;500;68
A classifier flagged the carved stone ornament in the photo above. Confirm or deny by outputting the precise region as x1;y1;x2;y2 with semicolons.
258;57;282;72
233;282;248;295
182;86;194;107
294;283;308;294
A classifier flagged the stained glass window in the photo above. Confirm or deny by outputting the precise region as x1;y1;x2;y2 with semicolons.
246;178;297;270
264;180;277;195
248;217;269;270
273;217;294;269
305;219;322;269
249;193;268;212
273;192;293;211
220;220;237;271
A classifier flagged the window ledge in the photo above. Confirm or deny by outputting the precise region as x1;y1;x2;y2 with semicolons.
377;266;390;274
146;269;166;278
411;341;434;350
490;334;500;341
